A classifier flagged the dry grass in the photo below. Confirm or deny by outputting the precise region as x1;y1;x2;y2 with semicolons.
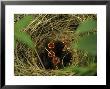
14;14;97;76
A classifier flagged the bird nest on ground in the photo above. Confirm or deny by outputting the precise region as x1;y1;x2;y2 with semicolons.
14;14;96;76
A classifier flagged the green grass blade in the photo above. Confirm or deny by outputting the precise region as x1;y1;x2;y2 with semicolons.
73;63;97;76
14;15;35;48
76;19;97;33
15;31;34;48
74;34;97;55
14;15;33;31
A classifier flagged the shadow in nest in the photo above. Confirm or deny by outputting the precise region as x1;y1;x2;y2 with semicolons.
38;40;73;70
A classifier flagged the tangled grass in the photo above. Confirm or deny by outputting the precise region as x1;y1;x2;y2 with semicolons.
14;14;97;76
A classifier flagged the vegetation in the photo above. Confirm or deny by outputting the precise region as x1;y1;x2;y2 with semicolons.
14;14;97;76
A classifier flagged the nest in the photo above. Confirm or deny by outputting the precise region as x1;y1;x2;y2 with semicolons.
14;14;96;76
